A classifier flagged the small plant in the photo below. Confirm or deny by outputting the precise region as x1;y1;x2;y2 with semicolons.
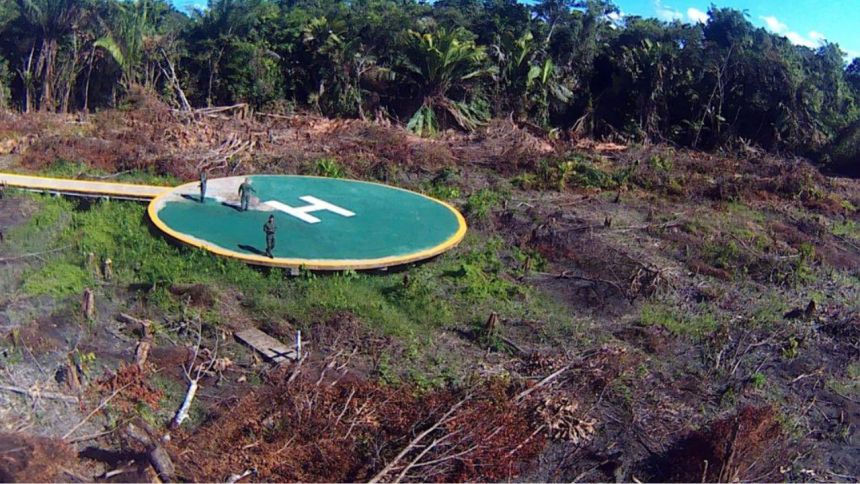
511;246;547;274
704;240;742;271
781;338;799;359
465;189;501;220
647;154;674;172
571;162;616;190
750;372;767;389
312;157;346;178
511;173;538;190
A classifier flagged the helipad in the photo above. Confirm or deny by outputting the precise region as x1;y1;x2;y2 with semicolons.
147;175;467;270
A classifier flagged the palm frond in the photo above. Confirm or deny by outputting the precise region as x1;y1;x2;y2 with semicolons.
94;36;125;68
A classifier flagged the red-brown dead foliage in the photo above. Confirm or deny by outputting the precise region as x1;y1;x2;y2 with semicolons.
0;432;79;483
656;405;787;483
21;136;144;172
171;370;544;483
449;119;557;174
95;363;163;414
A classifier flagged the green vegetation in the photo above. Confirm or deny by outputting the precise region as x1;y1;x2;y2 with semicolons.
465;188;503;220
514;155;621;191
26;160;180;187
639;301;719;341
22;262;92;297
312;157;346;178
5;194;572;355
1;0;858;173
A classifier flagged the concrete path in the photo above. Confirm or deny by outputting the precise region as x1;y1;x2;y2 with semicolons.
0;172;169;200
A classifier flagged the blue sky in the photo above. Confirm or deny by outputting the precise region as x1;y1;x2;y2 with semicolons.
612;0;860;59
172;0;860;60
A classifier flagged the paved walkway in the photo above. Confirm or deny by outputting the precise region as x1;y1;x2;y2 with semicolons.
0;172;169;200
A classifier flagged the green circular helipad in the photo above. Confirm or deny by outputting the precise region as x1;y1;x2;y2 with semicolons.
147;175;467;270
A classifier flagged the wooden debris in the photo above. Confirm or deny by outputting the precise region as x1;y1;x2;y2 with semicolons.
172;324;221;430
234;328;298;363
125;423;175;482
117;312;152;338
0;384;78;403
537;396;596;445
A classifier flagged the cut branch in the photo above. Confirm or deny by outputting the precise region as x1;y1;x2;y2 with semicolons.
368;396;470;483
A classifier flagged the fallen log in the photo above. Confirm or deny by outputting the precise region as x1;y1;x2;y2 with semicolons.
0;385;78;403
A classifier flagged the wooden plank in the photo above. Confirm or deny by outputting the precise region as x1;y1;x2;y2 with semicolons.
234;328;297;362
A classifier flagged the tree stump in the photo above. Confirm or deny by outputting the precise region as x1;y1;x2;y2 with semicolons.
103;258;113;281
86;252;100;278
485;312;499;340
135;340;151;368
82;288;95;321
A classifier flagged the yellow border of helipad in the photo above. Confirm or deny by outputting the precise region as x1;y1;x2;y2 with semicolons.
147;177;468;271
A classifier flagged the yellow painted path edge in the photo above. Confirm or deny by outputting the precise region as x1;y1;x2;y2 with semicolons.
0;172;168;199
148;177;468;271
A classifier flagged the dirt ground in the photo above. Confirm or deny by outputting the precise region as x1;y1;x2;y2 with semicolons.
0;105;858;482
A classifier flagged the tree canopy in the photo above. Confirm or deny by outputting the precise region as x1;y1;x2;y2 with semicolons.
0;0;858;170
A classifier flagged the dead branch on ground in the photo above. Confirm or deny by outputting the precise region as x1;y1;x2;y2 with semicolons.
171;321;219;430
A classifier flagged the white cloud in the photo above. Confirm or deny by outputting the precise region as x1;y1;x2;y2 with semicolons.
760;15;788;34
182;2;206;11
760;15;827;49
845;50;860;61
654;1;683;22
784;32;818;48
687;8;708;24
606;11;626;30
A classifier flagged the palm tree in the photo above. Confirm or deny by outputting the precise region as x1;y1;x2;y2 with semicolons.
94;0;189;109
0;1;16;111
302;16;392;118
15;0;91;111
400;29;496;136
494;30;571;126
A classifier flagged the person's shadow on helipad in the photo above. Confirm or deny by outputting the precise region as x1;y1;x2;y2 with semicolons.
222;201;244;212
238;244;268;256
181;194;206;203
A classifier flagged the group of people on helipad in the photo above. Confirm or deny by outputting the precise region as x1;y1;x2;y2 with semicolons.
198;173;277;259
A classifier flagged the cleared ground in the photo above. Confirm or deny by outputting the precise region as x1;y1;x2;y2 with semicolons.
0;108;857;482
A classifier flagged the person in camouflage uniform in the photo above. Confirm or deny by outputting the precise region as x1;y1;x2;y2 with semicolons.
238;178;256;211
264;215;277;258
198;172;207;203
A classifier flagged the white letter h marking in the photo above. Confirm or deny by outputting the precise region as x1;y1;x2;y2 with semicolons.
265;196;355;224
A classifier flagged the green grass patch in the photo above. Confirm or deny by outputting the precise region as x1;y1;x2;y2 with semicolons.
639;302;719;341
33;159;179;186
465;188;503;220
22;262;93;297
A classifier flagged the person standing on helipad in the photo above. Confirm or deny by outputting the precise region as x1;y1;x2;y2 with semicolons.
198;172;207;203
238;178;256;211
264;215;277;258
